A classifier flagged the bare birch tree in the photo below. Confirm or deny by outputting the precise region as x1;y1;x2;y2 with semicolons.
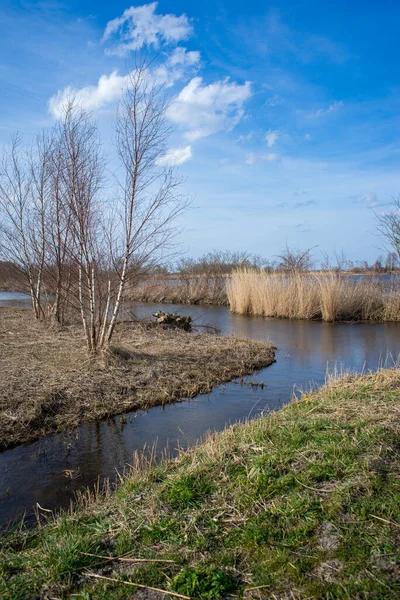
46;128;74;324
0;64;188;352
0;134;52;318
56;102;106;350
98;65;189;349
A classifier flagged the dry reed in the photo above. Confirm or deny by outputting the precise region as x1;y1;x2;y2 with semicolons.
228;269;400;322
127;274;229;305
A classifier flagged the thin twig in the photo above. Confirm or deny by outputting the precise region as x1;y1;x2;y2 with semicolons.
87;573;190;599
293;476;335;493
81;551;175;563
370;514;400;529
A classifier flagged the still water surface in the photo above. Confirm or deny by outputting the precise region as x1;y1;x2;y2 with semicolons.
0;293;399;528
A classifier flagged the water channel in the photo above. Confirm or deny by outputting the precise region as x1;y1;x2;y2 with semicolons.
1;292;399;528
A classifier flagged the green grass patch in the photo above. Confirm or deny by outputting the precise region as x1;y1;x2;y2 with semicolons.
1;369;400;599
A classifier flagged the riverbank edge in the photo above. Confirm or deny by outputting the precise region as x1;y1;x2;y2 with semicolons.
0;308;275;451
1;368;399;598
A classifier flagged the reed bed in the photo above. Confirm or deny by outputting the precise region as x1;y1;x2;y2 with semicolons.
228;269;400;321
127;274;229;305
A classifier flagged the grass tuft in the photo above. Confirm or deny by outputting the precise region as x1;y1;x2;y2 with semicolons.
171;566;236;599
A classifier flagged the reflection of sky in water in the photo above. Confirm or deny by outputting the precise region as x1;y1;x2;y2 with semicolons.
1;295;400;528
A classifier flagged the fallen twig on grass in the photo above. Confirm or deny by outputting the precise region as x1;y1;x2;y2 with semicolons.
370;514;400;528
293;476;335;493
86;573;190;599
81;551;175;563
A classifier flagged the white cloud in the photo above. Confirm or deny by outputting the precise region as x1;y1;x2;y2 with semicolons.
156;145;192;166
353;193;389;209
167;46;199;67
166;77;252;141
48;70;132;118
49;48;200;118
154;47;200;87
311;100;343;118
246;152;277;165
304;133;312;140
236;132;253;143
354;193;376;205
265;129;279;147
102;2;193;56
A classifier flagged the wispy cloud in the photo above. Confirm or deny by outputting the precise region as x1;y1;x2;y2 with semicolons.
156;144;192;166
265;94;284;107
353;193;390;208
102;2;193;56
295;221;311;232
166;77;252;141
311;100;344;118
246;152;277;165
236;132;253;143
245;152;256;165
293;199;316;208
265;129;279;147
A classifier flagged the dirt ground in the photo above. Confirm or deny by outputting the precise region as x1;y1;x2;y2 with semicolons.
0;308;275;450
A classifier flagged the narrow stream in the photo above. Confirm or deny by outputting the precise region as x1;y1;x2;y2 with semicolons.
1;294;399;529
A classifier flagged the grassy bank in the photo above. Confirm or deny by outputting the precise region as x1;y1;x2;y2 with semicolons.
2;368;399;598
0;308;274;450
228;270;400;321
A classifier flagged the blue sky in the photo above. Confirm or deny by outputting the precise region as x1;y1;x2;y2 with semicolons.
1;0;400;263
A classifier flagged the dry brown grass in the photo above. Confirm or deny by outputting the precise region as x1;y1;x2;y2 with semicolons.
228;269;400;321
127;274;229;305
0;307;275;450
